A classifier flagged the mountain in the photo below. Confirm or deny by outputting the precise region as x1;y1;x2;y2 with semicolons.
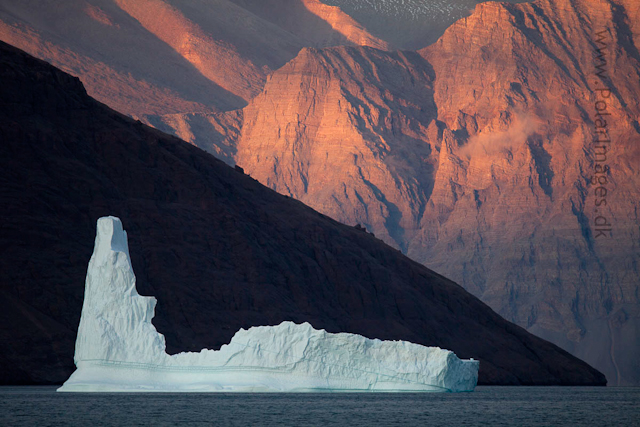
0;0;389;116
1;0;636;386
224;0;640;385
0;40;605;386
234;45;436;248
417;0;640;386
0;0;526;118
321;0;530;49
0;0;241;115
227;0;390;49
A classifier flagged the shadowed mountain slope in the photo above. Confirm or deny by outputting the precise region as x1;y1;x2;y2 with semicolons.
0;41;605;386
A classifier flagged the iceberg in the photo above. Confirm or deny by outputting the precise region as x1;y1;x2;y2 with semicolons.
58;216;479;392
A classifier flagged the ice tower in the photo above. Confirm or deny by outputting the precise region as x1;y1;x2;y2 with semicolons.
58;216;479;392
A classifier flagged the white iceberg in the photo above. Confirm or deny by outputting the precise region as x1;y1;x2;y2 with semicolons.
58;216;479;392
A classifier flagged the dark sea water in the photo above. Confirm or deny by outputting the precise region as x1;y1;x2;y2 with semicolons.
1;386;638;426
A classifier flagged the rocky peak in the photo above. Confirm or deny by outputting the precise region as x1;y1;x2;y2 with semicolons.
232;0;640;385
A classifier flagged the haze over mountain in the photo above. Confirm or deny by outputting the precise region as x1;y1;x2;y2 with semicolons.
1;0;638;386
0;41;606;386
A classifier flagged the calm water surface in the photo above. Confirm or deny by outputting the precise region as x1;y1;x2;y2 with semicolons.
1;386;638;426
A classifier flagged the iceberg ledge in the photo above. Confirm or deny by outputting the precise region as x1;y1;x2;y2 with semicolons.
58;216;479;392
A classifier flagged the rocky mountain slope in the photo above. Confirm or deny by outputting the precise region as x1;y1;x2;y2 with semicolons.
417;0;640;386
0;0;526;118
234;45;436;248
227;0;640;385
0;41;605;386
0;0;389;116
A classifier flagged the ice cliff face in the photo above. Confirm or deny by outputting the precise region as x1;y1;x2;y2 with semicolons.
74;217;169;366
59;216;479;392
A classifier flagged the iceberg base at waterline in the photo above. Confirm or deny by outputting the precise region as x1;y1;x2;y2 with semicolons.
58;216;479;392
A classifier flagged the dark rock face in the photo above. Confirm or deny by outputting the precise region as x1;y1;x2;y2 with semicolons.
0;41;605;386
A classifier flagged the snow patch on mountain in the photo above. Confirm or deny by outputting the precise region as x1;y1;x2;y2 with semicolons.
323;0;472;20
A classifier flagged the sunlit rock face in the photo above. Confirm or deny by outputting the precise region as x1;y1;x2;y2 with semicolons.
419;0;640;387
235;45;437;249
61;216;479;393
230;0;640;385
